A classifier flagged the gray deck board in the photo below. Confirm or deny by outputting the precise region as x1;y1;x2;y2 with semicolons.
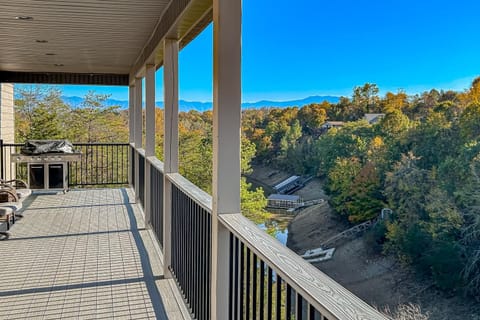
0;188;189;319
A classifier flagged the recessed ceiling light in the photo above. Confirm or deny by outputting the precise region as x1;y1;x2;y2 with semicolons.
45;53;56;56
15;16;33;20
36;40;48;43
54;63;64;67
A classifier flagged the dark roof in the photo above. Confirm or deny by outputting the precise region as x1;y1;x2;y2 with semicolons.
267;194;300;201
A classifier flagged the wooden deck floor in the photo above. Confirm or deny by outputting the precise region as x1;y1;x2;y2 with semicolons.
0;188;190;319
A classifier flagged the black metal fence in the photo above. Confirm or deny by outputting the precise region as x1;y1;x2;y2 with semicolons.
170;184;212;320
0;142;27;182
150;164;164;248
138;152;145;208
228;234;326;320
0;141;129;187
130;144;135;189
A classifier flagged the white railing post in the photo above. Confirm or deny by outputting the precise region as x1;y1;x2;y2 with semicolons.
211;0;242;318
128;84;135;186
163;38;179;277
144;64;156;225
134;77;143;202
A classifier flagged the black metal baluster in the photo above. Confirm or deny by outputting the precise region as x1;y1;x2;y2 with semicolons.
259;260;265;320
252;254;257;319
207;213;211;319
308;304;314;320
246;248;251;320
229;234;234;320
276;275;282;320
239;242;245;319
267;267;273;320
295;293;303;320
203;208;209;320
286;285;292;320
234;237;240;320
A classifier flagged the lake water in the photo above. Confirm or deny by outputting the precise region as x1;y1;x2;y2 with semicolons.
258;211;294;246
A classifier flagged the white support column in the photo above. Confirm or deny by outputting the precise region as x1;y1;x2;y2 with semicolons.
145;65;156;158
129;84;135;144
134;78;143;202
163;38;179;277
128;84;135;186
211;0;242;318
144;64;156;225
134;78;143;148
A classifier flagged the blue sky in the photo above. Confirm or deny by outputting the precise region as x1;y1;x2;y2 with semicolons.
27;0;480;102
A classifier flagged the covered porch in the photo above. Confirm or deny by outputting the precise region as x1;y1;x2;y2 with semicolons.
0;0;388;319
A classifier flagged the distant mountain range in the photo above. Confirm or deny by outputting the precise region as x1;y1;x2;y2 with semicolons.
15;93;339;111
60;95;340;111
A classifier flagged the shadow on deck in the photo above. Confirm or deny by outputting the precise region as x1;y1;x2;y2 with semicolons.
0;188;189;319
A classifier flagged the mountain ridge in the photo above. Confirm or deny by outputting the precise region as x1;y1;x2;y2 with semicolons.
15;93;339;111
59;95;340;111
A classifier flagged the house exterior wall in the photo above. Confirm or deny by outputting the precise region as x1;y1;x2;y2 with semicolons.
0;83;14;144
0;83;15;180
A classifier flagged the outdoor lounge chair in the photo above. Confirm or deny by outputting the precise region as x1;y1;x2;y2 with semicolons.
0;187;23;219
0;206;14;240
0;179;32;201
0;187;26;240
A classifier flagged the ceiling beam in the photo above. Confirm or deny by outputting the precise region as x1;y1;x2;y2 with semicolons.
0;71;129;86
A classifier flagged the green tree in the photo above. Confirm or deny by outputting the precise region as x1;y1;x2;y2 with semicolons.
15;86;69;141
352;83;380;117
29;104;64;139
384;154;464;290
327;157;362;217
68;91;127;143
345;162;385;222
297;103;327;133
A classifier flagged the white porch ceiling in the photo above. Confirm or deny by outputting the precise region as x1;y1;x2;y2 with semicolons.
0;0;171;74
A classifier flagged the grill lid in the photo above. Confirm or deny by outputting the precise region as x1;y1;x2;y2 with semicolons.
21;140;75;155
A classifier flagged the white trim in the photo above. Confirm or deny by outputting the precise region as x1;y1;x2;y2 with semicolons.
211;0;242;318
162;39;179;278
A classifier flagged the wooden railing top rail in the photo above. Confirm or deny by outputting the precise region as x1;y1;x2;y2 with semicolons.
147;156;164;173
136;148;146;157
166;172;212;214
220;213;389;320
72;142;130;146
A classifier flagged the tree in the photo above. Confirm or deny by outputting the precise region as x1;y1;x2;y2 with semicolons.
15;86;69;141
384;154;464;290
459;102;480;141
378;110;411;140
68;91;127;142
298;103;327;133
459;76;480;107
314;121;373;176
327;157;362;217
345;162;385;222
382;91;409;114
352;83;380;117
29;104;64;139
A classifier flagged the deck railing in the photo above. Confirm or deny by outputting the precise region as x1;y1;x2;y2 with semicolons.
138;150;145;208
137;155;388;320
167;173;212;320
69;143;129;186
0;141;129;187
130;143;136;190
148;158;164;248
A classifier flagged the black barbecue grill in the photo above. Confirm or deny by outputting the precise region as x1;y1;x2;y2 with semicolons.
12;140;81;192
